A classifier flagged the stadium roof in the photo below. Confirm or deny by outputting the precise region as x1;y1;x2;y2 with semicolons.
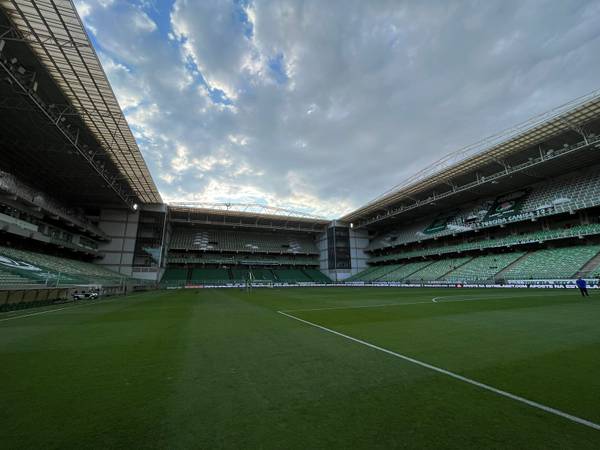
168;203;329;232
342;89;600;225
169;202;328;222
0;0;161;204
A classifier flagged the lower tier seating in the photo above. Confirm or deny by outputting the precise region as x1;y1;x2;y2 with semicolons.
303;268;331;282
191;268;230;283
350;244;600;282
0;246;127;286
502;246;600;280
445;252;525;282
378;261;433;281
406;257;473;281
0;266;39;287
274;269;312;282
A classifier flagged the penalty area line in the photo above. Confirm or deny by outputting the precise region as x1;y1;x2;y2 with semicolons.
277;310;600;432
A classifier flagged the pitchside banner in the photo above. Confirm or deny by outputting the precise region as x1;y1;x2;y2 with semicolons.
485;189;530;221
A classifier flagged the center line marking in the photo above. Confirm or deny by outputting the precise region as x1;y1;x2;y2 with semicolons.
278;309;600;432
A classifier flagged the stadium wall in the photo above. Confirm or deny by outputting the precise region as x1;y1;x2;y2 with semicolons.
319;223;368;281
96;208;139;277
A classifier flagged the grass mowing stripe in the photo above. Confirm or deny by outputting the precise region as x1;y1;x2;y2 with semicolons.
278;310;600;432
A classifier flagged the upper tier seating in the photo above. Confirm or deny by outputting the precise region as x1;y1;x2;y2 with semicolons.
370;223;600;262
170;229;318;254
521;169;600;213
368;166;600;251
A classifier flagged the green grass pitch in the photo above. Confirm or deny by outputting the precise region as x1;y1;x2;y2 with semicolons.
2;287;600;449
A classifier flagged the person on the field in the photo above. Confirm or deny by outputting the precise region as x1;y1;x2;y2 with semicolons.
575;277;589;297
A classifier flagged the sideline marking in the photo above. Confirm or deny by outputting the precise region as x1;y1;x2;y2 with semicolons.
0;293;150;323
278;310;600;432
0;306;71;322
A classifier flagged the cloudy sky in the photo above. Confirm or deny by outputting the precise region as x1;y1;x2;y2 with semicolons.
75;0;600;218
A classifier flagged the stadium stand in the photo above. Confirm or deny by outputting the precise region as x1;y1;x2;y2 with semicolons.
273;269;312;282
350;244;600;283
0;246;128;286
406;257;473;281
251;268;277;281
500;246;600;280
170;228;318;254
378;261;434;282
0;266;39;287
303;268;332;283
368;168;600;252
4;0;600;295
161;268;188;286
445;252;526;282
370;223;600;262
191;268;230;283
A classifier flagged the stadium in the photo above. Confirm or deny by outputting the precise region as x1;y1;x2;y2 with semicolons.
1;1;599;448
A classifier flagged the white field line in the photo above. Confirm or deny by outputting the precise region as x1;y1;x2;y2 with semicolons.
278;310;600;432
0;306;73;322
283;292;559;313
0;293;147;323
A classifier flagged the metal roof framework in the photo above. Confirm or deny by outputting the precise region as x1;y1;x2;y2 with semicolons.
169;202;327;221
0;0;161;204
168;203;330;233
342;90;600;224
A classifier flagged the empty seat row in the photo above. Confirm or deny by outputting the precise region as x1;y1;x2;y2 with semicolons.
350;245;600;282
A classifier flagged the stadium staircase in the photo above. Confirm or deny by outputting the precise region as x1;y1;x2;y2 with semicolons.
446;252;526;282
575;250;600;278
378;261;433;281
494;252;531;280
405;257;472;282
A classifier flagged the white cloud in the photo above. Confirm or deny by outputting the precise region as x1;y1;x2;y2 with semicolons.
80;0;600;218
